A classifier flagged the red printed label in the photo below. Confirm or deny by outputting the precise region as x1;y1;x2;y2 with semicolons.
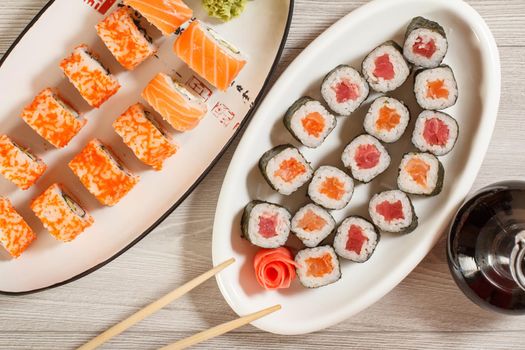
83;0;116;15
186;76;213;101
212;102;235;127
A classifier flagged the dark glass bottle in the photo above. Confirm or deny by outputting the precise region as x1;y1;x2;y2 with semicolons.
447;181;525;314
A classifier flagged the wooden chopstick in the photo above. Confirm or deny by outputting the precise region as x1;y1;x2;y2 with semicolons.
77;258;236;350
159;304;282;350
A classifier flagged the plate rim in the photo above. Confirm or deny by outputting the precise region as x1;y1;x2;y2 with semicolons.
0;0;295;295
212;0;501;335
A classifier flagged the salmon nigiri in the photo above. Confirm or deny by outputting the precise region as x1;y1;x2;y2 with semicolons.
173;20;247;91
123;0;193;36
142;73;208;132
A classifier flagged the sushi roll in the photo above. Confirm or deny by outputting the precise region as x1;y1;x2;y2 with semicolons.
241;200;291;248
284;97;337;148
31;184;94;242
362;41;410;93
403;16;448;68
369;190;418;234
295;246;341;288
259;145;313;196
291;203;336;248
0;197;36;258
68;139;139;206
363;96;410;143
60;45;120;108
174;20;247;91
333;216;379;262
321;65;369;116
412;110;459;156
142;73;208;132
308;166;354;210
341;134;391;183
397;152;444;196
96;6;156;70
124;0;192;36
20;88;86;148
0;135;46;190
113;103;178;171
414;65;458;110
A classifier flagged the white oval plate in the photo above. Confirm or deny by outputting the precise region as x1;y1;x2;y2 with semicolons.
0;0;293;294
213;0;500;335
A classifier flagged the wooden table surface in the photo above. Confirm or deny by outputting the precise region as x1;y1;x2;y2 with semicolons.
1;1;525;349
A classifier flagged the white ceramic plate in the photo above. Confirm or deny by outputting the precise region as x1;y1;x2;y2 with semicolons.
213;0;500;335
0;0;293;294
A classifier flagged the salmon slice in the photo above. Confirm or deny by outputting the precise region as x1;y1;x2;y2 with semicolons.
173;20;246;91
123;0;193;36
141;73;207;132
405;158;430;187
426;79;449;99
298;209;327;232
319;177;345;200
301;112;325;137
306;253;334;277
273;158;306;183
376;105;401;131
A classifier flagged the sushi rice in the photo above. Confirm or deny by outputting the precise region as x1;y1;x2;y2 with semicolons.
369;190;418;234
342;134;391;183
362;41;410;93
414;65;458;110
403;16;448;68
291;203;336;248
308;166;354;210
334;216;380;262
412;110;459;156
363;96;410;143
397;152;444;196
295;245;341;288
321;65;369;116
241;200;291;248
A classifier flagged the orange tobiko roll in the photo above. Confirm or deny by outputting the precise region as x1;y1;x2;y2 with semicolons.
253;247;298;290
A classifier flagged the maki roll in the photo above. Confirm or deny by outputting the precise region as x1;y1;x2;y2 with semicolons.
362;41;410;93
174;20;246;91
333;216;379;262
96;6;156;70
403;16;448;68
341;134;391;183
241;200;291;248
295;245;341;288
113;103;178;171
321;65;369;116
259;145;313;195
414;65;458;110
412;110;459;156
397;152;444;196
60;45;120;108
68;139;139;206
20;88;86;148
142;73;208;132
31;184;94;242
369;190;418;234
363;96;410;143
308;166;354;210
284;97;336;148
0;135;46;190
124;0;193;36
0;197;36;258
291;203;336;248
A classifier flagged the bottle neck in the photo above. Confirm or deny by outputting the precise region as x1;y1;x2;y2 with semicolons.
510;231;525;291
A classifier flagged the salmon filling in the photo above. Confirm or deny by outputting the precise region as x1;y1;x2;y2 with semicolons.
376;105;401;131
258;214;278;238
319;177;345;200
346;225;368;254
274;158;307;182
298;209;327;232
355;144;381;169
376;200;405;222
405;158;430;187
423;117;449;146
332;79;359;103
373;54;395;80
426;79;449;99
412;37;436;58
306;253;334;277
301;112;325;137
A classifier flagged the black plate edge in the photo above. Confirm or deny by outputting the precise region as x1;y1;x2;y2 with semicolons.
0;0;295;295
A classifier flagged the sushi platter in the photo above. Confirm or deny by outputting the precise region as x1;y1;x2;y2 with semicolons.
0;0;293;293
213;0;500;335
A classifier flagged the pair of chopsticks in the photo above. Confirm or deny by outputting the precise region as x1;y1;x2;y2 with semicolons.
78;258;280;350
